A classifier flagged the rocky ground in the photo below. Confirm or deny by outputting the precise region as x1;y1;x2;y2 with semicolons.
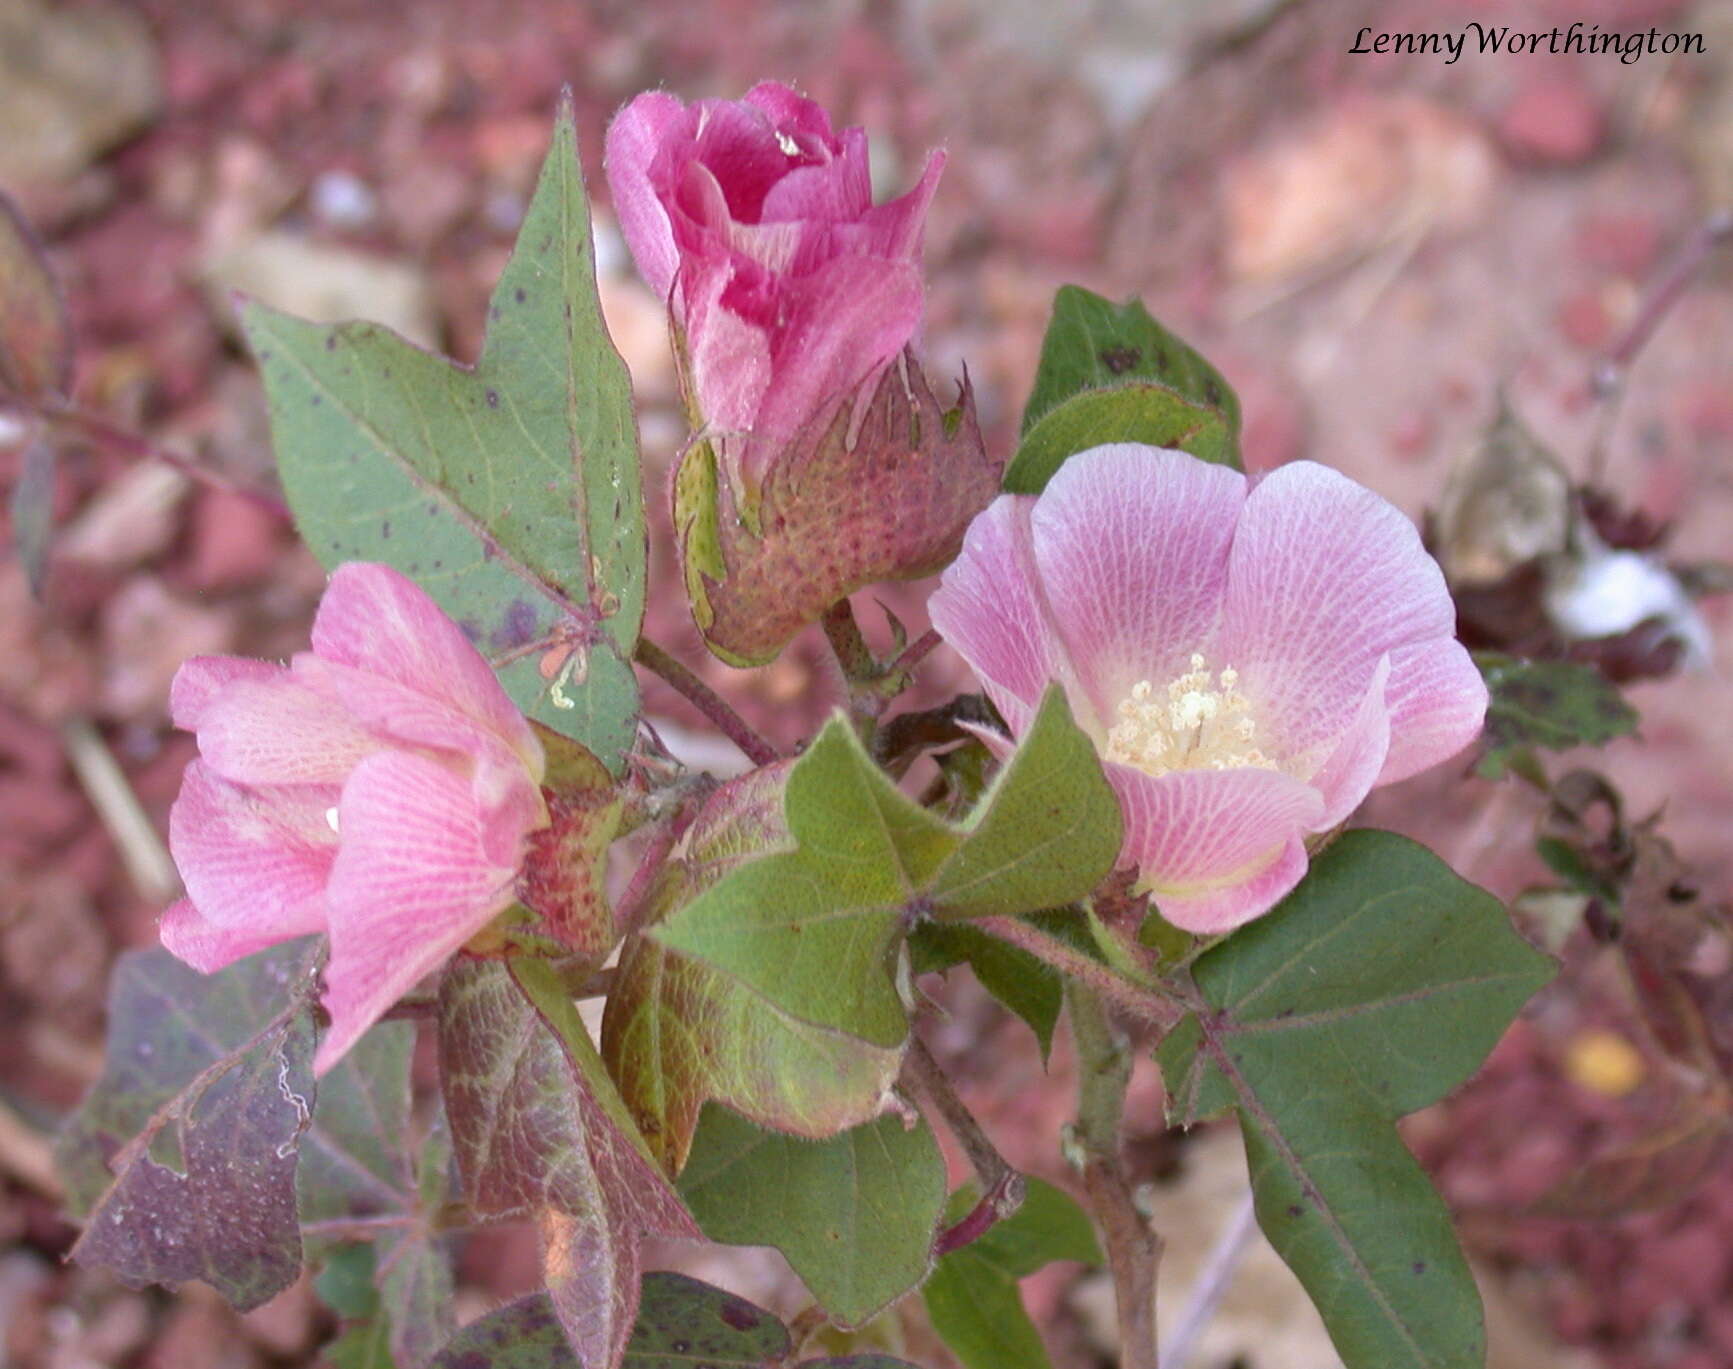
2;0;1731;1365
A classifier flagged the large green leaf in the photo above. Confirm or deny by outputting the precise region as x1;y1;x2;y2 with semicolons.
908;920;1063;1060
57;943;321;1310
242;97;645;770
1157;831;1554;1369
1474;653;1638;780
678;1105;948;1327
439;956;696;1369
922;1178;1101;1369
1005;286;1240;493
651;687;1119;1044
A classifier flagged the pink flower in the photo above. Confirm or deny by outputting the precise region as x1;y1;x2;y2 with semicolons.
605;82;943;500
930;445;1487;934
160;563;547;1073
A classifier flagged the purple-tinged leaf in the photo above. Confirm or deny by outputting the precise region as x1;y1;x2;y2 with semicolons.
0;189;73;401
439;957;696;1368
57;943;321;1310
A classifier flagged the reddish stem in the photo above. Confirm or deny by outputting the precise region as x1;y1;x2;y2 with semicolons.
633;637;780;767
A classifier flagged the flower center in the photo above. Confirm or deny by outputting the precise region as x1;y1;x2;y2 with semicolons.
1104;654;1277;778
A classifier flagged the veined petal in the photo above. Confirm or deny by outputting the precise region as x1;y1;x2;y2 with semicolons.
160;899;303;974
604;91;691;300
841;150;945;261
309;563;542;780
930;495;1082;735
1030;445;1245;720
1379;638;1488;784
318;751;529;1072
1218;460;1458;760
170;656;284;731
691;97;803;222
197;675;379;787
742;82;843;152
1306;654;1393;828
760;127;872;224
168;761;337;932
1111;763;1323;934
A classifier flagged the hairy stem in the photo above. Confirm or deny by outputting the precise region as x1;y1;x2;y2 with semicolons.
633;637;780;767
1069;983;1161;1369
902;1036;1025;1253
612;800;699;940
888;626;943;676
978;915;1185;1030
820;598;877;681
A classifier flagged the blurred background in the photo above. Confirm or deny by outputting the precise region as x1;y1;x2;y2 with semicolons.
2;0;1731;1365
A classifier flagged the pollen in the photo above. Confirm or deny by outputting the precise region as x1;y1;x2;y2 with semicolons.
1105;653;1276;778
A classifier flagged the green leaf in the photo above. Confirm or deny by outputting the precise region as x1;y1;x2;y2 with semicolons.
922;1178;1098;1369
651;687;1118;1047
909;921;1062;1060
1006;286;1240;493
601;768;906;1174
325;1313;395;1369
430;1275;792;1369
439;956;696;1368
1156;831;1555;1369
1474;653;1638;780
57;943;320;1310
679;1105;948;1327
241;96;645;770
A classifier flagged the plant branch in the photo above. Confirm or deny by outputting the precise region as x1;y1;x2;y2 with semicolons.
633;637;780;767
820;598;876;682
978;915;1185;1030
1068;982;1161;1369
902;1035;1025;1254
888;626;943;676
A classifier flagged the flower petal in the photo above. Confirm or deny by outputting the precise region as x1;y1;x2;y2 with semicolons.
760;126;872;224
1111;763;1323;934
1030;445;1246;719
318;751;529;1073
838;150;945;261
742;82;842;151
168;761;337;932
1307;654;1392;827
197;674;380;787
170;656;284;731
310;563;542;780
930;494;1082;735
1379;638;1488;784
604;91;691;300
160;899;303;974
1218;461;1458;759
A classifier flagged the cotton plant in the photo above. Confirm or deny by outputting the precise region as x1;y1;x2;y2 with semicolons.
41;86;1565;1369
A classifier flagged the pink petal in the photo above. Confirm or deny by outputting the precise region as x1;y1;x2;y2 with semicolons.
310;563;543;780
841;150;945;261
160;898;304;973
681;253;774;436
742;82;841;151
168;761;336;932
1111;763;1324;934
1217;461;1458;760
170;656;283;731
317;751;530;1073
930;495;1084;735
604;91;690;300
746;254;923;473
691;98;802;223
1029;445;1246;722
1379;638;1488;785
197;674;379;787
760;127;872;224
1307;654;1392;828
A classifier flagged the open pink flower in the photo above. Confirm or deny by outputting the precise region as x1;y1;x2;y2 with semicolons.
930;445;1487;934
160;563;547;1072
605;81;943;499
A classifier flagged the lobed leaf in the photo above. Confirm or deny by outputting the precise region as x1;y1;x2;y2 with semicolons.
57;943;321;1310
1474;653;1638;780
242;96;645;770
678;1104;948;1327
1157;831;1554;1369
1005;286;1240;493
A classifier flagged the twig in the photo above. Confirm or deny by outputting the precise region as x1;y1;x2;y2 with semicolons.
888;626;943;677
978;915;1185;1030
632;638;780;767
819;598;876;682
902;1036;1025;1254
1587;210;1733;481
1068;983;1161;1369
60;718;181;904
1160;1189;1258;1369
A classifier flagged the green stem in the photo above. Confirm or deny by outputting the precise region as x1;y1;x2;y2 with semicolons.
1068;982;1162;1369
978;915;1185;1030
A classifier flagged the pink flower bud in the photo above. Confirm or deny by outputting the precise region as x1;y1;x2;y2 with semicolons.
159;563;547;1073
930;445;1489;934
605;82;943;505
